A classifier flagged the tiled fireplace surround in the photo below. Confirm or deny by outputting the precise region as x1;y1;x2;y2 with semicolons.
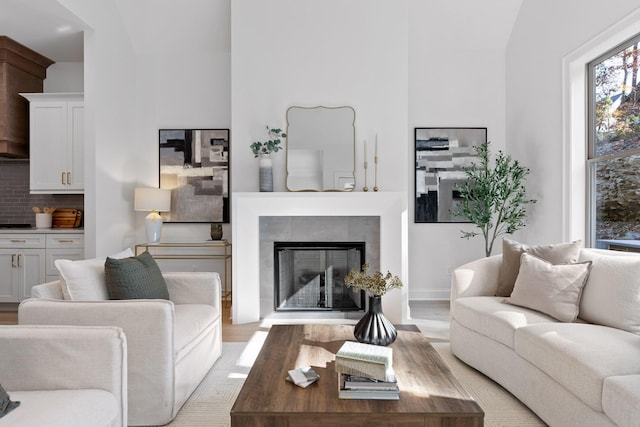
232;192;409;325
260;216;380;318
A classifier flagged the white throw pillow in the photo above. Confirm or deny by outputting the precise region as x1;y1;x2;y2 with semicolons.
506;253;592;322
578;250;640;334
56;248;134;300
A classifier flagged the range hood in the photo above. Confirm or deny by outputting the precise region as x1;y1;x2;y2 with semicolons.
0;36;54;158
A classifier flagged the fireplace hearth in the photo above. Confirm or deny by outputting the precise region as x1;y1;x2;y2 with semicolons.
274;242;365;312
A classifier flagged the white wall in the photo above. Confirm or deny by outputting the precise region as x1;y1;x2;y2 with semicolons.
54;0;514;300
506;0;640;245
231;0;409;194
408;49;506;299
44;62;84;93
59;0;139;257
57;0;232;254
128;0;231;245
51;0;633;302
406;0;518;299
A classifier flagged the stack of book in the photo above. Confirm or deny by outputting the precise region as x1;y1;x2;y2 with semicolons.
335;341;399;400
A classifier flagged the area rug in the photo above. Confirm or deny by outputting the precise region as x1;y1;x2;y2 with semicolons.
161;337;546;427
431;342;546;427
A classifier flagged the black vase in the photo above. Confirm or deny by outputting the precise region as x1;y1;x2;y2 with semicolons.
354;296;397;346
210;223;223;240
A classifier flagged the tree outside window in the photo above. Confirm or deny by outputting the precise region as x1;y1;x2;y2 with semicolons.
589;35;640;246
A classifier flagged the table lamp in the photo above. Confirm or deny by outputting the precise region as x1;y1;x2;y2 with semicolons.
134;187;171;244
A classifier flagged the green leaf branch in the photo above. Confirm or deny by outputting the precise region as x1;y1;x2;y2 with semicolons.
453;141;536;257
250;126;287;158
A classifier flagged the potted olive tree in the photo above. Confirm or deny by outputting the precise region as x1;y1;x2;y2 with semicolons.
453;141;536;257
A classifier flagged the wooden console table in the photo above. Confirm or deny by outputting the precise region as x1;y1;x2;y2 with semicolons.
135;241;232;301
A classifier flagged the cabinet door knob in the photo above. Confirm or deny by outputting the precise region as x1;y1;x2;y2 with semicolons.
11;254;17;268
67;172;71;185
61;172;65;185
10;239;27;243
58;239;74;243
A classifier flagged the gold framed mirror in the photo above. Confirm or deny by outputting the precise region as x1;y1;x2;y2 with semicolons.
285;105;356;192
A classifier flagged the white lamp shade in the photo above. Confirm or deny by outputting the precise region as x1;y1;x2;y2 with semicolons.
134;188;171;212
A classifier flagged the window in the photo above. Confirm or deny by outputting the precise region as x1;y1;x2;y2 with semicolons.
588;34;640;248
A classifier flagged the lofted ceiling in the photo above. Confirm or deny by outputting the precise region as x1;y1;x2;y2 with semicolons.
0;0;84;62
0;0;522;64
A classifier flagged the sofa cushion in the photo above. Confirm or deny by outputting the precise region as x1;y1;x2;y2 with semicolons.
452;296;557;349
55;248;134;300
173;304;217;364
1;389;118;427
506;253;591;322
497;238;582;296
578;250;640;335
105;251;169;300
602;375;640;427
515;323;640;412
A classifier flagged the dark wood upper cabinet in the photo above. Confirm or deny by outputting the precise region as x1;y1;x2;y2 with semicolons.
0;36;54;158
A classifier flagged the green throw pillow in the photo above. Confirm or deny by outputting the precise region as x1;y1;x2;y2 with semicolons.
0;383;20;419
105;251;170;300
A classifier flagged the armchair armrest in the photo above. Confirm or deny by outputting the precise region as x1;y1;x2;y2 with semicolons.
0;325;127;427
164;271;220;307
30;280;64;299
18;298;174;420
451;254;502;300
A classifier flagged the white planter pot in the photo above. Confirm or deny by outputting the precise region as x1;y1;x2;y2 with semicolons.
259;156;273;192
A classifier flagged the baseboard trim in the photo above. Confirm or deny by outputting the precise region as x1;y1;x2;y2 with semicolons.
409;289;450;301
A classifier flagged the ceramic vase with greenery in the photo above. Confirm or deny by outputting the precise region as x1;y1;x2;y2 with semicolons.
344;263;403;346
453;141;536;257
250;126;286;192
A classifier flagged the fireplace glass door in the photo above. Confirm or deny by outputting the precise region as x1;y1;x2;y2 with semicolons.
274;242;365;311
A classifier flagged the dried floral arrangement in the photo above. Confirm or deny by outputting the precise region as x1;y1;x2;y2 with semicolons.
344;263;403;297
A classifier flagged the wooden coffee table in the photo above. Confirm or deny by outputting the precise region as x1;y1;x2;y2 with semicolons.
230;324;483;426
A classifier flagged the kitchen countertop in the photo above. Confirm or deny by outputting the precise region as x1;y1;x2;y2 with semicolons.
0;228;84;234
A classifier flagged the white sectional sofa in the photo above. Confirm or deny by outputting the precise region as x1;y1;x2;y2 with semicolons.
451;246;640;427
0;325;127;427
19;271;223;426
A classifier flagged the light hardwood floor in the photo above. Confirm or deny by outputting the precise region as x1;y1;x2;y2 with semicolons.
0;300;450;342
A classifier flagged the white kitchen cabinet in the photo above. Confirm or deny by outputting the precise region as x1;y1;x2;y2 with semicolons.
45;233;84;282
21;92;84;194
0;232;84;302
0;234;46;303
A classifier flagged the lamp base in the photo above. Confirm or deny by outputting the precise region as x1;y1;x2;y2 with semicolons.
145;211;164;244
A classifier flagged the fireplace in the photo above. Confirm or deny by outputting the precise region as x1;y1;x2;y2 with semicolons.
232;192;409;325
274;242;365;312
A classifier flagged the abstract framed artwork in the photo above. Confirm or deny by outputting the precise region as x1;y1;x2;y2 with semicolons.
414;127;487;223
159;129;230;223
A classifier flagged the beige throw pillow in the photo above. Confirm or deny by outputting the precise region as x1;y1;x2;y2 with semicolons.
496;238;583;296
506;253;591;322
578;250;640;334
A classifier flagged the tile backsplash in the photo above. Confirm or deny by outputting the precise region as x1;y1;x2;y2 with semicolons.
0;160;84;225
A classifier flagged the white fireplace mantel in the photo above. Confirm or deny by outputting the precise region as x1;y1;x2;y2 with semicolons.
232;191;409;324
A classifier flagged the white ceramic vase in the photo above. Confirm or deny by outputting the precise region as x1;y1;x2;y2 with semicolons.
259;155;273;192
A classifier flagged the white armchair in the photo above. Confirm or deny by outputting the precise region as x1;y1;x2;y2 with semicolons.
19;271;223;426
0;325;127;427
